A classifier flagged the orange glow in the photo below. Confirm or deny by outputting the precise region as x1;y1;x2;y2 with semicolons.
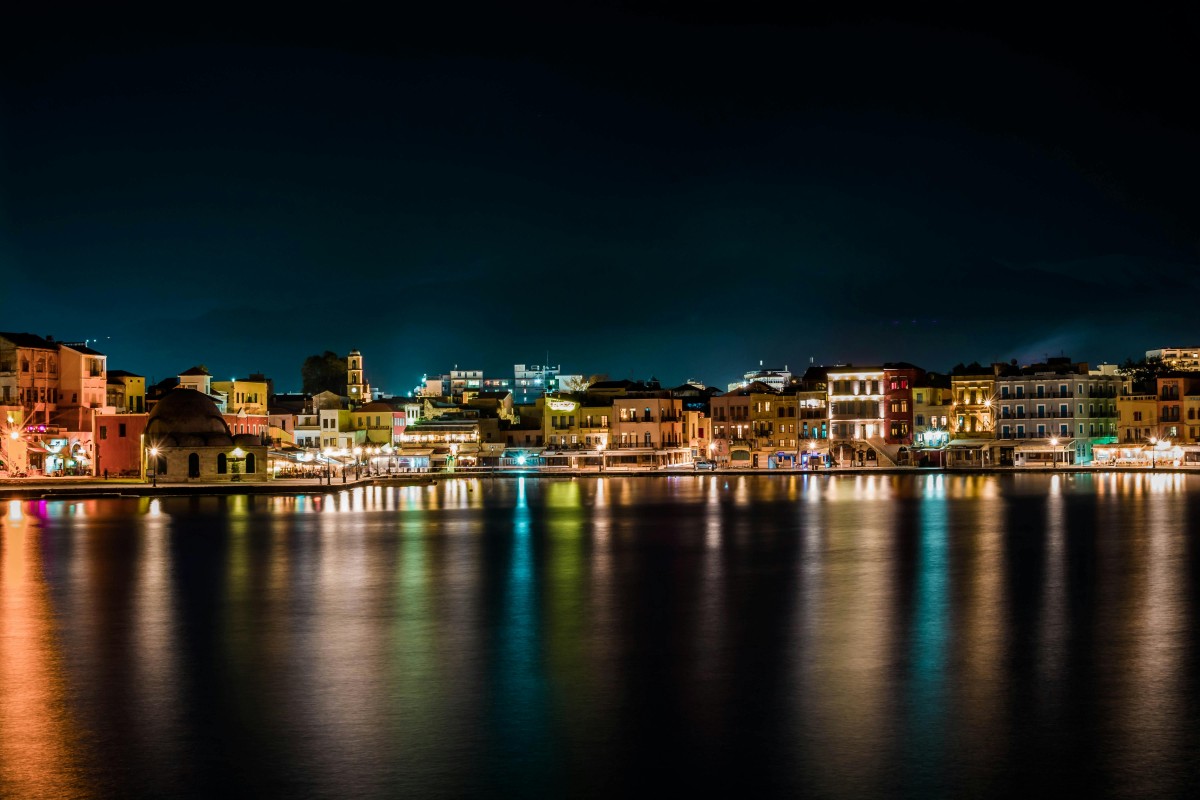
0;502;88;796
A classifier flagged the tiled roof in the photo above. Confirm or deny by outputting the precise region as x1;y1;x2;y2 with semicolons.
0;331;55;349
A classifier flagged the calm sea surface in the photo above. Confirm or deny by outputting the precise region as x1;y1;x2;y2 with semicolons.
3;474;1200;799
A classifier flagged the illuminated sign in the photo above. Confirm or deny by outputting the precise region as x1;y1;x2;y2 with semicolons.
548;399;577;412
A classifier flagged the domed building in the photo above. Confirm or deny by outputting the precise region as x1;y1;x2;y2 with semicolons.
144;388;269;482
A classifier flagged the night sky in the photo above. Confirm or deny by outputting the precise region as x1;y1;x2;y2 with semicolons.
3;4;1198;392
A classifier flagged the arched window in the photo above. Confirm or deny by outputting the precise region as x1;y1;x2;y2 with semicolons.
157;455;168;475
188;453;200;478
245;453;256;473
217;453;227;474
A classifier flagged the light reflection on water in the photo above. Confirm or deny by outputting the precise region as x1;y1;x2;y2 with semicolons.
2;474;1200;799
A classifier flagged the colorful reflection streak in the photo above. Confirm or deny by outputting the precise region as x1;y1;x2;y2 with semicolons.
0;500;88;798
0;474;1198;798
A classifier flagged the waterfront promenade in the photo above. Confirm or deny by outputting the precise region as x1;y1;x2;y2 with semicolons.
2;463;1196;499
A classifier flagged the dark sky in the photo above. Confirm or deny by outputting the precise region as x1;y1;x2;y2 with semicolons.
3;3;1198;392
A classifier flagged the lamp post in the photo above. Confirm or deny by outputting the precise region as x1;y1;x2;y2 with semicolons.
353;446;362;480
324;447;333;485
149;446;158;487
1049;437;1058;469
597;440;606;473
448;442;458;473
1150;436;1157;469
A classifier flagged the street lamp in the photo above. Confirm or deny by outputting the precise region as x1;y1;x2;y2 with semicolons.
597;440;606;473
353;446;362;479
448;442;459;473
149;446;159;487
1049;437;1058;469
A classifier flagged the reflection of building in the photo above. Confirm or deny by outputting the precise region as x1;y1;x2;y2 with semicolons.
143;389;268;482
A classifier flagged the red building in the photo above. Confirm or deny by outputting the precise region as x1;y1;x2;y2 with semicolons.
94;413;149;477
883;363;925;445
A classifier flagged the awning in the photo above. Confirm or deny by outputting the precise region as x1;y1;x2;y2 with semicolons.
395;448;434;457
947;439;992;448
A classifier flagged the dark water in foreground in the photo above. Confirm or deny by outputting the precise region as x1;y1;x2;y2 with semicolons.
3;474;1200;799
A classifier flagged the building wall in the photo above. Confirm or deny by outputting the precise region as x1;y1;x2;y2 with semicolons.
212;380;269;415
1117;395;1157;443
153;445;270;482
950;375;996;437
94;413;149;477
58;345;107;409
827;369;885;441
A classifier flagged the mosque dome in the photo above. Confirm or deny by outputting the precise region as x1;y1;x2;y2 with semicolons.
145;389;233;447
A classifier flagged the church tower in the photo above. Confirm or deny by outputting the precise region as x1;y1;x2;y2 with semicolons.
346;349;370;405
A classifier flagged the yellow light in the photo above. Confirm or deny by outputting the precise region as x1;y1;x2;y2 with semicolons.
8;431;17;440
149;447;159;457
231;447;245;458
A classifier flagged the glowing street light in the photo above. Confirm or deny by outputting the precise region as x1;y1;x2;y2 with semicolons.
149;446;159;487
1049;437;1058;469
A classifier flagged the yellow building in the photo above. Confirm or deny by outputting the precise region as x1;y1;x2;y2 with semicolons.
211;378;269;415
1116;394;1157;444
350;401;395;445
106;371;146;412
950;371;997;438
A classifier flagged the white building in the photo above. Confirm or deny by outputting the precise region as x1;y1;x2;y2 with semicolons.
1146;348;1200;371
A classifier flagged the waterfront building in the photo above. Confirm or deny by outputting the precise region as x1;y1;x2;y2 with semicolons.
350;401;395;445
398;411;502;470
993;358;1121;466
143;388;269;483
611;394;686;468
94;412;149;477
883;363;923;447
682;409;709;460
0;332;60;427
1155;373;1200;444
826;366;887;466
947;364;999;468
1117;392;1157;444
909;374;952;466
709;383;756;466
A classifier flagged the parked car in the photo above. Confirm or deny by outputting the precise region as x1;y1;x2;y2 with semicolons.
693;459;716;471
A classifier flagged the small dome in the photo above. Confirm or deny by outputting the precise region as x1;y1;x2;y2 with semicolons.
146;389;233;446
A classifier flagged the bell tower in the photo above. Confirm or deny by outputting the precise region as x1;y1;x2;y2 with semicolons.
346;349;369;405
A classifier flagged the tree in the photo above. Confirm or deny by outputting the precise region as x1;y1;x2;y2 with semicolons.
1118;356;1169;394
561;373;607;394
301;351;346;395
